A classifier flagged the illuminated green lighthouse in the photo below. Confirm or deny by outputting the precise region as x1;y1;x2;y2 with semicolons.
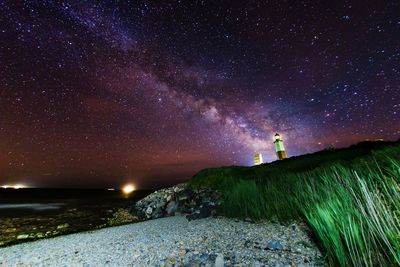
273;133;287;160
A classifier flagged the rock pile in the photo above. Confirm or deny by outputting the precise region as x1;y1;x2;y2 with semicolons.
130;183;221;221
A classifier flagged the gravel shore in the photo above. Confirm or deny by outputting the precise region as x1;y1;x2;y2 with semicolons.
0;216;325;266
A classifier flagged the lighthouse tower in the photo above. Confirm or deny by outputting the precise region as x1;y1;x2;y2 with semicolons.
273;133;287;160
253;153;263;165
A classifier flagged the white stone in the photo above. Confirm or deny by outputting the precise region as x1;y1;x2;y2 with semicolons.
215;254;224;267
145;206;153;215
17;234;29;239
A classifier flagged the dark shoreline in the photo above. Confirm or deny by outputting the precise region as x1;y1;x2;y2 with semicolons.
0;188;152;247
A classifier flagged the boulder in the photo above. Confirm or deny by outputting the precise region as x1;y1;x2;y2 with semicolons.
145;206;153;218
151;210;166;219
166;200;178;215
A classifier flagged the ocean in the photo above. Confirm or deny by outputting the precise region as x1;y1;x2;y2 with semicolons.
0;188;151;217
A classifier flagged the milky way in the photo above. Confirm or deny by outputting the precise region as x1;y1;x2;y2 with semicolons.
0;1;399;188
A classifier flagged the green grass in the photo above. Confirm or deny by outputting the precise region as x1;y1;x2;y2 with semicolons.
189;140;400;266
297;157;400;266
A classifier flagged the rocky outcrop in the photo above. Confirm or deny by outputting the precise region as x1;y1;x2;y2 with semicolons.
130;183;221;221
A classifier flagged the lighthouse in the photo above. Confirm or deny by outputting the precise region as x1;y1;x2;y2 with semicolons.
253;153;263;165
273;133;287;160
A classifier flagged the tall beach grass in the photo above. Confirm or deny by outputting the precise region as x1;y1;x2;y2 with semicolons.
297;158;400;266
190;144;400;266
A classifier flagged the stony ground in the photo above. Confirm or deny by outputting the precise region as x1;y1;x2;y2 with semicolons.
0;216;325;266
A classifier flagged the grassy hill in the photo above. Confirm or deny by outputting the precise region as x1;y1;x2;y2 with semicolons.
189;140;400;266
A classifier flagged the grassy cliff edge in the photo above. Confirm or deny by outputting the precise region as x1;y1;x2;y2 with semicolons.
189;141;400;266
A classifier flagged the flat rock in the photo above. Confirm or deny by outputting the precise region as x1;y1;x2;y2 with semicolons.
16;234;29;240
267;240;284;251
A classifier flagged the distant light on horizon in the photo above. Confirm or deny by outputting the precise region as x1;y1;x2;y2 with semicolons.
1;184;26;189
122;184;136;194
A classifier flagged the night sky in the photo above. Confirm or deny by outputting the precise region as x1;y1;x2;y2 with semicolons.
0;1;399;188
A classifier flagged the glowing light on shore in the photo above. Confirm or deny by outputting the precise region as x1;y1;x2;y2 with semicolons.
122;184;135;194
1;184;25;189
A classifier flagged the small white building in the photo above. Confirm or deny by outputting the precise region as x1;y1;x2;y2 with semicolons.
253;153;263;165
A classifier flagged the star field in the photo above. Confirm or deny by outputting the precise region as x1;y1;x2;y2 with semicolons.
0;1;399;188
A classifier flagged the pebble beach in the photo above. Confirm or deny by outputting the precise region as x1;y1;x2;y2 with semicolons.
0;216;325;266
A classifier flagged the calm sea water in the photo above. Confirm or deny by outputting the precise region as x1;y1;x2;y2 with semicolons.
0;188;152;217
